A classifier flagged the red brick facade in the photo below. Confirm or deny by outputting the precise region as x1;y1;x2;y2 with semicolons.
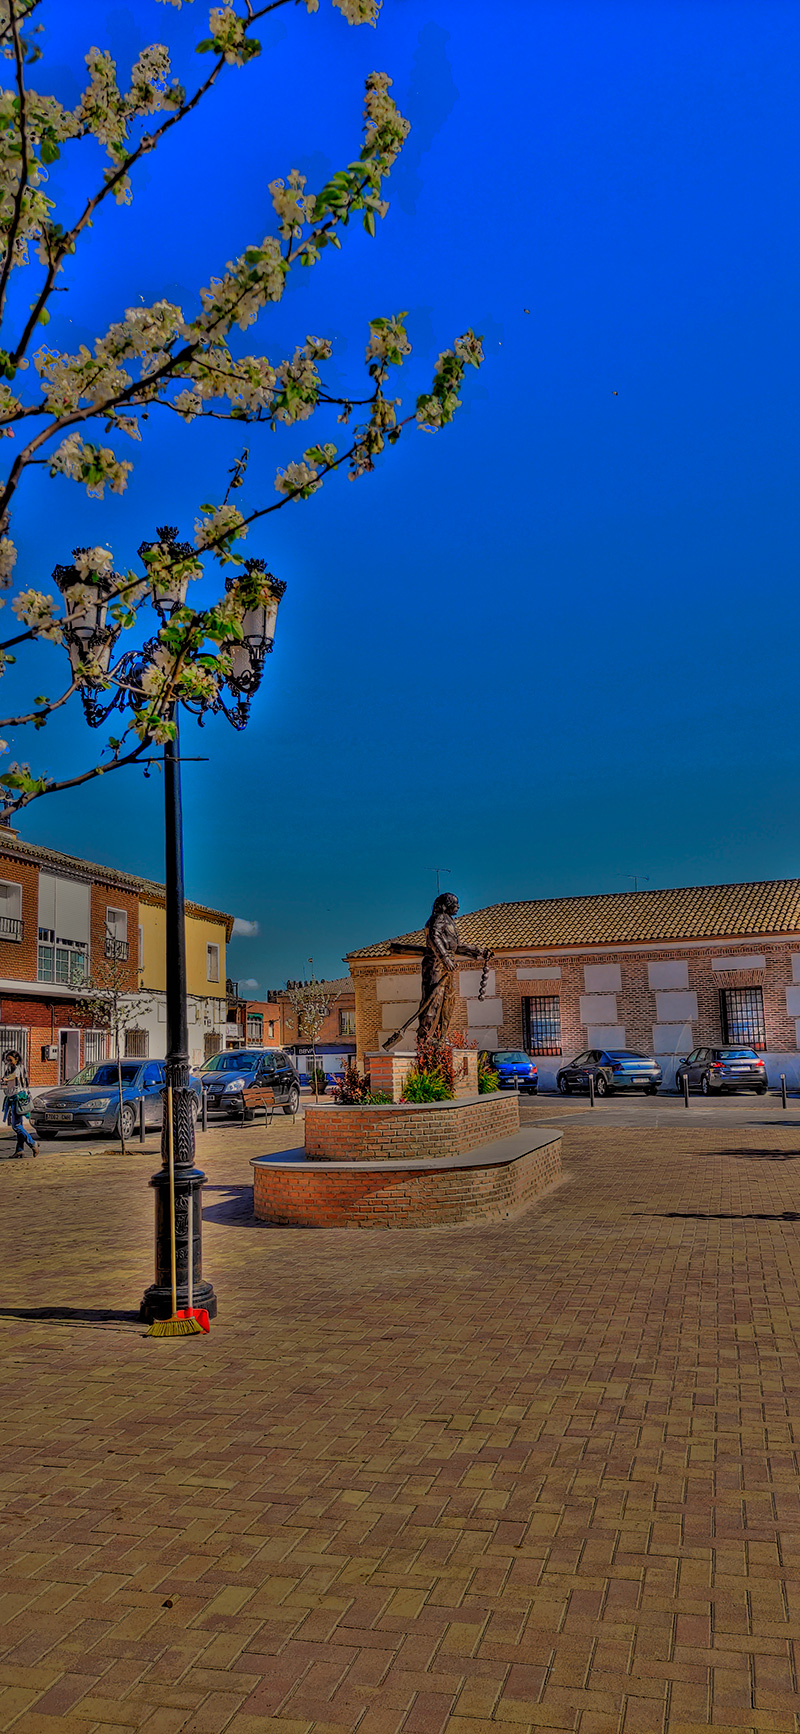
253;1132;563;1228
351;929;800;1088
304;1092;520;1163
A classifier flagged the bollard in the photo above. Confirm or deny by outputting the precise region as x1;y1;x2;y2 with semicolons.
782;1073;787;1111
589;1071;595;1108
201;1085;208;1133
138;1095;146;1144
683;1072;689;1109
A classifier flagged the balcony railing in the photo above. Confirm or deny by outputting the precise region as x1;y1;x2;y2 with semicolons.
105;936;129;961
0;915;23;941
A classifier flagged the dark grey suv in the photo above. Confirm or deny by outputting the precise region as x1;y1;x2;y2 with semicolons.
200;1048;301;1117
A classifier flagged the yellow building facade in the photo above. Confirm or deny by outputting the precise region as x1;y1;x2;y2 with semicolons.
138;894;233;1065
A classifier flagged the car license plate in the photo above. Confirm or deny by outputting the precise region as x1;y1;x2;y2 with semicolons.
634;1075;649;1083
730;1065;749;1072
48;1111;73;1122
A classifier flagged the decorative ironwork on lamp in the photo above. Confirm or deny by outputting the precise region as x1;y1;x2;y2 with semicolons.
221;557;287;729
51;548;124;725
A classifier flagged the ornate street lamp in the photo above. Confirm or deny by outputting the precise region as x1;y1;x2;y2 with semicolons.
51;535;285;1323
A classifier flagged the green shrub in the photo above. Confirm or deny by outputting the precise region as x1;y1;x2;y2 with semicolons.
478;1056;500;1094
367;1089;392;1104
308;1067;327;1095
402;1065;452;1103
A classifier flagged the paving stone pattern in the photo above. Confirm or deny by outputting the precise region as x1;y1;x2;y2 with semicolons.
2;1116;800;1731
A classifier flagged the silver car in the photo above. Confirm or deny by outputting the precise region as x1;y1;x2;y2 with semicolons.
31;1060;201;1140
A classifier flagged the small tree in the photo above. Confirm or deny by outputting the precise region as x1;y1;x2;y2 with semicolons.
287;969;332;1100
77;929;153;1154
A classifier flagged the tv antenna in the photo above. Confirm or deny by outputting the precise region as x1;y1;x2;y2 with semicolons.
433;866;451;894
620;874;650;893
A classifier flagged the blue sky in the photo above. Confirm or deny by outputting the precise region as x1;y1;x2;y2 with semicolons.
4;0;800;989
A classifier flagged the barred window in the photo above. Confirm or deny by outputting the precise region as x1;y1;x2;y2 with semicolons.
522;995;562;1056
719;986;766;1050
0;1024;28;1071
124;1027;149;1059
84;1030;108;1066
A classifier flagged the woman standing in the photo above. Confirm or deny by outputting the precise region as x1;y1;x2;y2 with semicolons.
3;1048;38;1158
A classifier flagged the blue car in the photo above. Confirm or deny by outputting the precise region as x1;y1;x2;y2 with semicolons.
31;1060;201;1140
481;1050;539;1093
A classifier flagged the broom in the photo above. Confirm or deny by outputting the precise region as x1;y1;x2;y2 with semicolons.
175;1187;210;1333
147;1085;203;1338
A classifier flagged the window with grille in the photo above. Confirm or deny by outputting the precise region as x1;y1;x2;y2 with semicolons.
247;1015;263;1042
339;1009;356;1035
0;1024;28;1070
204;1031;221;1059
84;1030;108;1066
124;1027;149;1059
719;986;766;1050
522;994;562;1056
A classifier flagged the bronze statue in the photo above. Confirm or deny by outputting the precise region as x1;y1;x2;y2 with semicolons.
417;892;484;1042
382;892;490;1050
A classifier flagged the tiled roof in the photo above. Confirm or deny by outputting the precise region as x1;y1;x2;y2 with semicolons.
346;879;800;958
0;832;234;934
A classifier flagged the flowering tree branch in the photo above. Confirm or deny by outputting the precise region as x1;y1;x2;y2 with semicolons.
0;0;484;819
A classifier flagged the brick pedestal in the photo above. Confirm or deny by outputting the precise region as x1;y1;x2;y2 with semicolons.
252;1127;563;1229
366;1048;479;1102
304;1090;519;1163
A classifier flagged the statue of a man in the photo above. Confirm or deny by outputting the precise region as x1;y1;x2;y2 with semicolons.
417;892;485;1044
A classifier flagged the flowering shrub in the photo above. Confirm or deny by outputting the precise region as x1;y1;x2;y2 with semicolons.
333;1062;370;1104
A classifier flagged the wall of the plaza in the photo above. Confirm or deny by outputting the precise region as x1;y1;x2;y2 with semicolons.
353;936;800;1090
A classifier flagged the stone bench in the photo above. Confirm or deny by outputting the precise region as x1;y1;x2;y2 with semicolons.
251;1126;563;1229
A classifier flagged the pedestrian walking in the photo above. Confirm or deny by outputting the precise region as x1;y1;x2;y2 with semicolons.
2;1049;38;1158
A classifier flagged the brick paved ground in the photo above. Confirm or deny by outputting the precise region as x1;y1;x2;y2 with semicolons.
3;1115;800;1732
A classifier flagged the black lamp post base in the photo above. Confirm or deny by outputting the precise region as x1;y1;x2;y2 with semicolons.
140;1274;218;1323
139;1163;218;1322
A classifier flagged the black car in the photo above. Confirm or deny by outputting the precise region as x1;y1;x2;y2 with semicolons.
556;1049;662;1097
675;1046;768;1095
199;1048;301;1117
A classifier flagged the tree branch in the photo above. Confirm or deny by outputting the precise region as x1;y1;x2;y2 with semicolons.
0;0;32;323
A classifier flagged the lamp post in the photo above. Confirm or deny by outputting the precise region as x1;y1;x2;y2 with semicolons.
52;531;286;1321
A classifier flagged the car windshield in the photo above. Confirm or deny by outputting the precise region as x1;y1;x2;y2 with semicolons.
69;1062;141;1087
718;1048;758;1059
494;1052;529;1064
203;1052;259;1073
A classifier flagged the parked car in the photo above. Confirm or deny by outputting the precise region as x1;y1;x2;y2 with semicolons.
199;1048;301;1117
30;1059;201;1140
556;1050;662;1096
675;1047;768;1095
480;1050;539;1093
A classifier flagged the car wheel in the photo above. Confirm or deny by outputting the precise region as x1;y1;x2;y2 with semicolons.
117;1102;137;1140
190;1096;199;1123
284;1084;301;1116
756;1085;768;1095
646;1084;658;1096
594;1074;609;1097
558;1076;570;1095
701;1075;710;1096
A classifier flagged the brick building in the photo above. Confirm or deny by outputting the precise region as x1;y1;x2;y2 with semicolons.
0;824;233;1085
347;879;800;1090
241;977;356;1079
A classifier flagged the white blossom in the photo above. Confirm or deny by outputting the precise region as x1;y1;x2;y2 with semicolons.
73;547;114;580
274;459;321;498
193;502;247;553
0;538;17;585
333;0;381;22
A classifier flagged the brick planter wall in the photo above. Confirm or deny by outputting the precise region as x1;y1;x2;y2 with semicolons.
253;1130;562;1229
366;1048;479;1102
304;1091;519;1163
